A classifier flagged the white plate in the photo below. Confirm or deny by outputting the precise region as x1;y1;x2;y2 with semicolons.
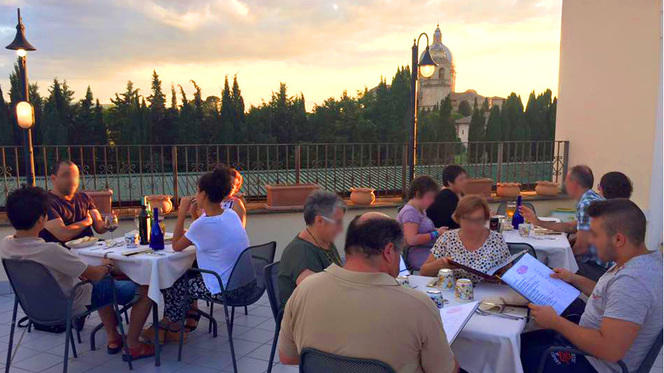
66;236;100;249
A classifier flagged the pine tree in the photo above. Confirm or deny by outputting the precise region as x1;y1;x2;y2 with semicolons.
219;76;234;143
458;100;472;116
0;86;12;145
71;86;94;144
469;98;486;142
231;75;245;143
147;70;167;144
485;105;502;141
109;81;139;144
42;79;74;145
501;93;527;140
92;99;107;144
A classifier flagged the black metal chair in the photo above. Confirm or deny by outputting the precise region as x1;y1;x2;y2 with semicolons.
2;259;132;373
506;242;537;259
89;295;139;351
264;262;281;373
537;329;663;373
177;242;276;373
206;241;276;333
496;201;536;216
300;347;396;373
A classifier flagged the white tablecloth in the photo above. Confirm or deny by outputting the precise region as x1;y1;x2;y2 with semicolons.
409;275;527;373
75;242;196;309
502;230;579;273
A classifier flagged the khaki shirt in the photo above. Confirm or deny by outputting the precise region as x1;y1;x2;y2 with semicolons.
279;264;456;373
0;236;92;314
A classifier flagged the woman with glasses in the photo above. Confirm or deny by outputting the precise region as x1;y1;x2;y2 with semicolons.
278;190;346;307
419;195;510;282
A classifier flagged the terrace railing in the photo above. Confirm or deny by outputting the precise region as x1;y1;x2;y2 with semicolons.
0;141;569;208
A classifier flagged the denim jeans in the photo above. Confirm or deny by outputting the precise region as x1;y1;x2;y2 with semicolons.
521;329;598;373
90;278;137;309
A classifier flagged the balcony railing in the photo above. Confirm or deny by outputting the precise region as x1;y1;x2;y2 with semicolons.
0;141;569;208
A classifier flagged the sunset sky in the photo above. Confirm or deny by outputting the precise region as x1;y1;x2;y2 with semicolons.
0;0;562;110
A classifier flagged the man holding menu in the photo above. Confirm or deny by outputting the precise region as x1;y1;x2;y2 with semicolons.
520;199;662;373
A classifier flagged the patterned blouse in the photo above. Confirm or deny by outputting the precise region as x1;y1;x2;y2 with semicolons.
430;229;510;284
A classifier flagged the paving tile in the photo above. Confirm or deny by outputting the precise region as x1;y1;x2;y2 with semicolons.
234;356;269;373
182;349;234;370
236;328;275;344
268;363;299;373
245;343;279;363
254;319;276;332
38;359;99;373
11;351;61;372
172;362;221;373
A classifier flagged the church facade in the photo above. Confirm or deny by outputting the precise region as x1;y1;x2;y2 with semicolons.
418;25;503;112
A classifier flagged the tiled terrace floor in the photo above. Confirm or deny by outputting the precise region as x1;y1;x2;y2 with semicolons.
0;292;661;373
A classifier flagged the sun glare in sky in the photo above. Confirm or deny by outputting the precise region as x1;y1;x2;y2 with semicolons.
0;0;562;110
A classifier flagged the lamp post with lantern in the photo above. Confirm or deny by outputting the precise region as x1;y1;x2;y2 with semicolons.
6;8;36;186
408;32;437;185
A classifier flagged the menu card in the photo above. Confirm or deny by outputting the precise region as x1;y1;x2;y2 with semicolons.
440;301;479;344
500;254;580;314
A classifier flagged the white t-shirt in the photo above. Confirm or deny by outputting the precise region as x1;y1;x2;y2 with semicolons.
185;209;249;294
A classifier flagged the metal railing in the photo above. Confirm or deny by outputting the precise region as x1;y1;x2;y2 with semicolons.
0;141;569;207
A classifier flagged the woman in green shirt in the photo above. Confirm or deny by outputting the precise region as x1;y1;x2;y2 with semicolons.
278;191;346;306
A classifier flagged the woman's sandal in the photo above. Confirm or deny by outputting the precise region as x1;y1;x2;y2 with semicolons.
122;342;155;362
185;310;201;332
107;338;123;355
141;322;188;345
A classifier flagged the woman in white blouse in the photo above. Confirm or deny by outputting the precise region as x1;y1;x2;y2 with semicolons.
420;195;510;283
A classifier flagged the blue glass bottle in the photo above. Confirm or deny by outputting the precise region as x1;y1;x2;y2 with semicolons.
149;207;164;250
511;195;524;229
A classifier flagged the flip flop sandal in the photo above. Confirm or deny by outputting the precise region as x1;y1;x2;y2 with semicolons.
122;342;155;362
185;311;201;332
107;339;123;355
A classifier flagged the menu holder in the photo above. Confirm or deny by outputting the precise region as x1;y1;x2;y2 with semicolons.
440;301;479;344
448;252;580;314
447;249;528;281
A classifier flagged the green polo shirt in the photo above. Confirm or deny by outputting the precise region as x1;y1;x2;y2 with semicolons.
277;236;342;307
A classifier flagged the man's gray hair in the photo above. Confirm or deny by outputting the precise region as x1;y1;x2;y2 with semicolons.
303;190;345;225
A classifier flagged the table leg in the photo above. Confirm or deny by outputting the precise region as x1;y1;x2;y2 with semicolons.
152;301;161;367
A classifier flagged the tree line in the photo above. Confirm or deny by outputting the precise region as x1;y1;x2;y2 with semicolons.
0;61;556;147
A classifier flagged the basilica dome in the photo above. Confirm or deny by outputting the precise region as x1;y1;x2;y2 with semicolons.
421;25;452;65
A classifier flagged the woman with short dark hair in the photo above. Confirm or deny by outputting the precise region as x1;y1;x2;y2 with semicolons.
427;165;468;229
598;171;633;199
397;176;447;270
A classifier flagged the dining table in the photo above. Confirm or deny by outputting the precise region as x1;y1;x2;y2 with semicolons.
409;275;530;373
502;229;579;273
74;238;196;366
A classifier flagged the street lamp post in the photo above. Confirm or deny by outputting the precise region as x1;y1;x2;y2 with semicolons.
6;8;36;186
408;33;437;186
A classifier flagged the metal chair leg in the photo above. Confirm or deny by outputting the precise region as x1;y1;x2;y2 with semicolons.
76;327;82;344
5;298;18;373
89;322;104;351
69;329;78;358
244;306;248;315
230;307;235;337
266;324;280;373
224;306;238;373
112;288;132;370
63;317;71;373
208;302;214;334
177;316;185;361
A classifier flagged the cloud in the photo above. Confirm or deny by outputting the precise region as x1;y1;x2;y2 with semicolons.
0;0;561;108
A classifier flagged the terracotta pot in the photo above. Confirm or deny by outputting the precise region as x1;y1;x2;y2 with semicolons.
535;180;560;196
84;189;114;215
266;184;320;208
145;194;173;214
464;178;493;197
496;183;521;198
350;188;376;205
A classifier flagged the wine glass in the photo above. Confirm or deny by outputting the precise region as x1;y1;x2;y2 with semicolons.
505;202;516;220
104;211;119;239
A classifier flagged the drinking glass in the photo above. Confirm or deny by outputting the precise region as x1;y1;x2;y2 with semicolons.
104;211;119;239
505;202;516;219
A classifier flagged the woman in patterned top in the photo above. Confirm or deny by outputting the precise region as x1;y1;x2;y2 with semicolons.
420;195;510;283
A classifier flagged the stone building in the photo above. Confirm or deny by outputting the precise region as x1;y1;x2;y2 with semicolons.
417;25;455;111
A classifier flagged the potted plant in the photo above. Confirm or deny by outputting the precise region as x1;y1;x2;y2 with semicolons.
350;187;376;205
463;178;493;197
266;184;320;209
145;195;173;214
535;180;560;196
496;182;521;198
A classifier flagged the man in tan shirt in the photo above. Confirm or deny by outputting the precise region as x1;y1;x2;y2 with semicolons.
279;212;459;373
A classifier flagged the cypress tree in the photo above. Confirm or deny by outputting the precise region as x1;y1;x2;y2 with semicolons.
147;70;166;143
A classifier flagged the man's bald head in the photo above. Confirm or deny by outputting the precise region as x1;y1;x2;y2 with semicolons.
344;212;403;257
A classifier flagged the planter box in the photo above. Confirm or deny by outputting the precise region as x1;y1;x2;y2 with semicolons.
266;184;320;209
464;178;493;197
84;189;113;215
